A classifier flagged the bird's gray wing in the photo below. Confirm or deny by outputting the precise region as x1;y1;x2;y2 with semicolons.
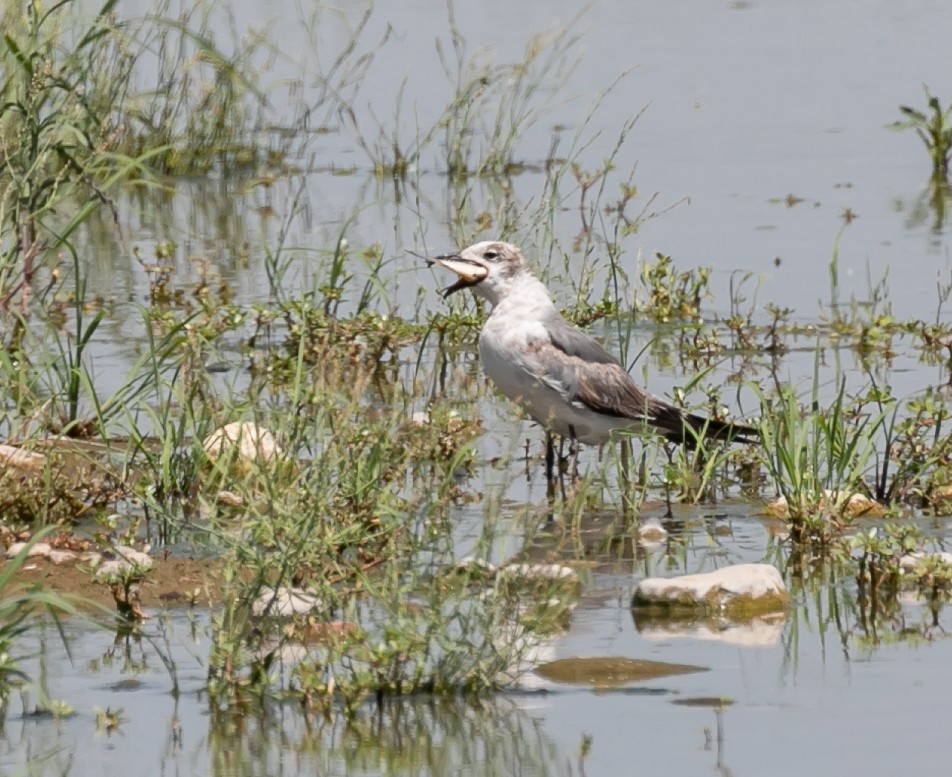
542;312;621;366
532;311;756;446
531;312;656;421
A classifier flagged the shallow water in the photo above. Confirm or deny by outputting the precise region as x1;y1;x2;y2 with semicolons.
109;0;952;321
4;508;952;776
7;0;952;773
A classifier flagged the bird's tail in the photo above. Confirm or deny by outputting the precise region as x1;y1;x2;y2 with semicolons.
652;403;759;448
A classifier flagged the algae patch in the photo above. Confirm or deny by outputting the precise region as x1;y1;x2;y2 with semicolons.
534;656;706;688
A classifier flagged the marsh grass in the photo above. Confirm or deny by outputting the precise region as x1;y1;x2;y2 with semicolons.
0;0;136;310
755;366;886;543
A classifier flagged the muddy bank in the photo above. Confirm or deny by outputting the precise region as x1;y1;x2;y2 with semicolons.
6;554;228;610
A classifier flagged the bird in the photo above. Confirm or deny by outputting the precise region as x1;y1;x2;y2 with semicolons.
428;240;757;485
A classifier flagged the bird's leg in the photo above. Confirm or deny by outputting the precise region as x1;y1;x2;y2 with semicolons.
663;444;675;518
568;425;580;483
544;431;556;489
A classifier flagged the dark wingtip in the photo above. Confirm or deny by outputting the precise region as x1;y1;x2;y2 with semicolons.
651;405;759;448
683;416;760;448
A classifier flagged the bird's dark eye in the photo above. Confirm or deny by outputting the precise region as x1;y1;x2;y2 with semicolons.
484;250;498;261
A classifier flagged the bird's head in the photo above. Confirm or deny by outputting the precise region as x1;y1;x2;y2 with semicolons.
428;241;526;303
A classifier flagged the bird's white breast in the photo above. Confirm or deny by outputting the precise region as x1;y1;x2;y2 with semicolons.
477;281;623;444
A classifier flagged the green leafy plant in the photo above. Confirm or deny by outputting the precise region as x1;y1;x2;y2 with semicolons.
890;86;952;183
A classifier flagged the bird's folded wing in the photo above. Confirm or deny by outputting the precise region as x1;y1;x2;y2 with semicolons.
528;314;655;421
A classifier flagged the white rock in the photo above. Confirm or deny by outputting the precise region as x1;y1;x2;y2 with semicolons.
92;546;155;582
410;411;431;426
637;518;668;543
632;563;789;615
48;550;77;565
93;559;126;580
0;444;45;470
94;559;146;582
252;586;322;617
5;542;52;560
203;422;282;467
110;545;154;567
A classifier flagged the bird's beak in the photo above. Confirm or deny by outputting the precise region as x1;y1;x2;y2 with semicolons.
427;253;488;297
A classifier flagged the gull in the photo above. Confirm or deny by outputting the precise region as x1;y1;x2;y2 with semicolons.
428;240;757;484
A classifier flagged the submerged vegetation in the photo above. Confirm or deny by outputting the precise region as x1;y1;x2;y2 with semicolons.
1;0;952;743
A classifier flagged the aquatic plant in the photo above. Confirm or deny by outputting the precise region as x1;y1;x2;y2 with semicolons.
754;363;887;544
638;252;711;324
890;86;952;184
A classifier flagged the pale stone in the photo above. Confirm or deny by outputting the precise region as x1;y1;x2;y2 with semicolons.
203;422;282;468
93;559;125;580
110;545;154;567
632;563;789;617
48;550;77;565
92;546;155;582
0;444;45;470
5;542;52;560
507;639;558;692
410;411;431;426
637;518;669;543
252;586;322;617
496;564;581;613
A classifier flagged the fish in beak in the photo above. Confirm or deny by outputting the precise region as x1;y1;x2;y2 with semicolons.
427;253;489;297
